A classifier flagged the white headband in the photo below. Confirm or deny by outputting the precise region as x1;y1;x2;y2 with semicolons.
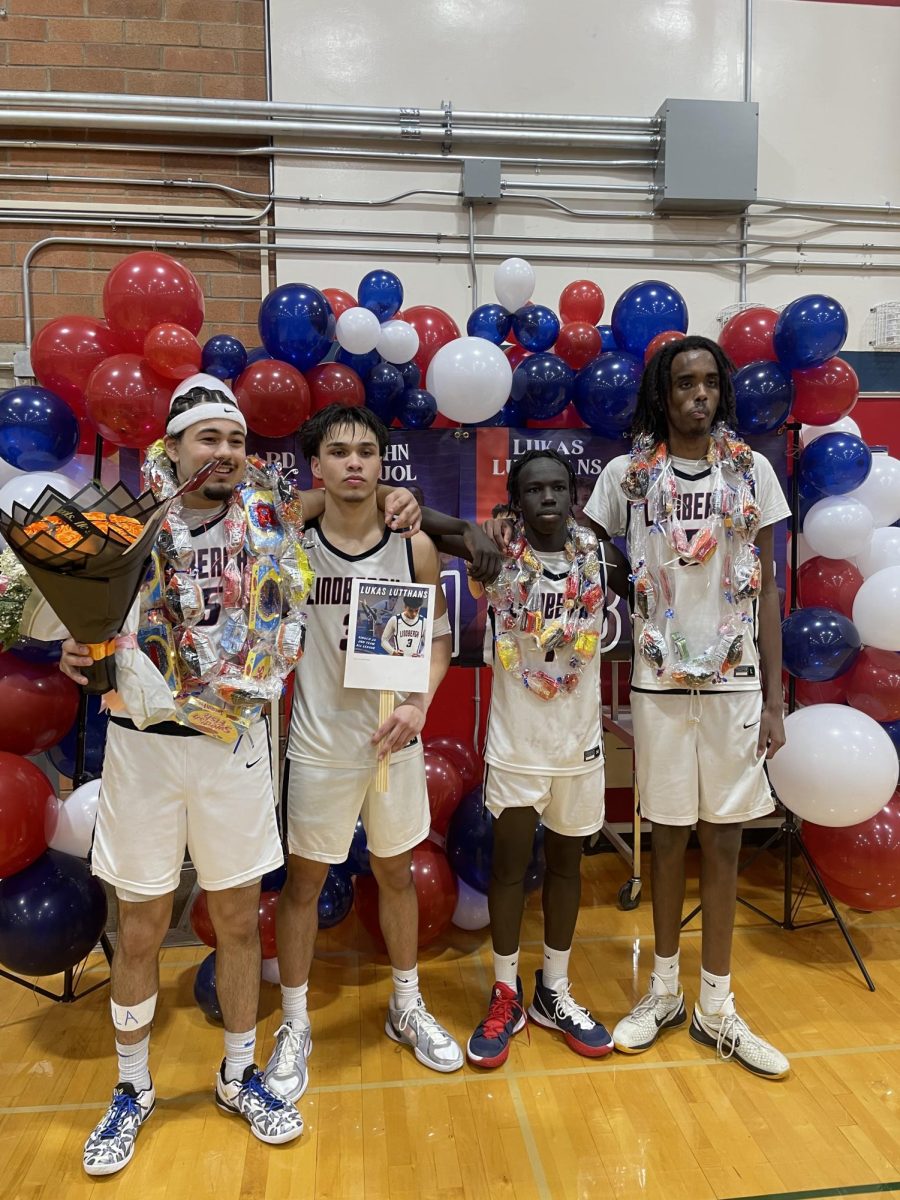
166;372;247;437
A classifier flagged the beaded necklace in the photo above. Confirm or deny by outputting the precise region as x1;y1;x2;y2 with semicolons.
485;518;605;702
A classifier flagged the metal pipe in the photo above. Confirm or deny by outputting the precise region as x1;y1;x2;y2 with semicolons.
0;108;658;148
467;205;478;310
0;169;271;207
0;89;657;131
501;180;654;196
756;196;900;216
739;0;753;301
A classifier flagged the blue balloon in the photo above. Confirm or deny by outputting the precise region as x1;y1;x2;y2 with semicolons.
48;692;109;780
318;865;354;929
610;280;688;358
798;432;872;497
258;283;335;371
774;294;848;370
358;270;403;321
335;347;381;379
733;360;793;435
597;324;619;351
260;864;287;892
573;352;642;436
446;787;544;895
202;334;247;381
0;850;107;976
365;362;404;424
510;353;574;421
344;818;371;875
467;303;513;345
512;305;560;353
476;393;528;427
0;386;79;472
880;719;900;762
782;606;861;682
194;951;223;1022
398;388;437;429
245;345;273;367
396;360;421;390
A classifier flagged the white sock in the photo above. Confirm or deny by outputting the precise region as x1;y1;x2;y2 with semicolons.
281;982;309;1028
223;1028;256;1083
492;949;519;989
699;969;731;1017
652;950;680;995
542;944;571;993
116;1034;151;1093
391;965;419;1009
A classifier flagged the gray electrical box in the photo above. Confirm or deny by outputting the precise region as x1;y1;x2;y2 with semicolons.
653;99;758;215
462;158;502;204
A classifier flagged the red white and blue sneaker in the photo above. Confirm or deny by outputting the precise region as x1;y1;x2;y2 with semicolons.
466;978;527;1069
215;1061;304;1143
527;970;614;1058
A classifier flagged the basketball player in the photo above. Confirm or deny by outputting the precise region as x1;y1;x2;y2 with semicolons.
381;595;427;657
265;403;494;1102
59;378;420;1174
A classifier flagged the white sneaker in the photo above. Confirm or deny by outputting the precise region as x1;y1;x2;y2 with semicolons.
83;1081;156;1176
386;995;464;1073
215;1062;304;1143
263;1022;312;1103
690;994;789;1079
612;974;687;1054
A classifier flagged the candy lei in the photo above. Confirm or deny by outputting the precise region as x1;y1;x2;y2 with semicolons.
136;443;315;741
622;423;762;688
485;518;605;702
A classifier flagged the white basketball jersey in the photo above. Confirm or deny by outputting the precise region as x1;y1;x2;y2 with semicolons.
182;505;234;652
384;613;426;656
485;547;605;777
288;519;417;767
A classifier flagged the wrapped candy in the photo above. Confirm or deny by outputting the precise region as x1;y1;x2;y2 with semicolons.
164;571;205;626
686;527;717;564
243;489;285;556
574;526;598;555
137;616;180;693
521;546;541;573
273;476;305;541
279;544;315;607
732;544;761;601
496;632;522;674
671;660;716;688
177;695;259;743
671;632;689;662
519;608;542;636
572;628;599;662
634;569;657;620
178;625;219;684
247;556;282;638
222;558;243;610
639;623;668;670
538;619;565;653
157;515;193;571
581;583;604;615
276;616;306;668
223;503;246;554
219;610;249;658
140;552;165;613
560;673;580;694
523;669;560;701
583;550;600;581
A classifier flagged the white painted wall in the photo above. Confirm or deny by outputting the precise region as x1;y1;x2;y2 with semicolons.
270;0;900;350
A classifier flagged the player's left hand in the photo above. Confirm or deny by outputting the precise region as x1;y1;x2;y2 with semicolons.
383;488;421;537
758;703;785;759
372;702;426;758
463;523;505;583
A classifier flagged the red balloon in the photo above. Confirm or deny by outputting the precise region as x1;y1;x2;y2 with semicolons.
102;252;204;353
559;280;605;326
143;323;202;382
304;362;365;413
404;305;461;378
794;674;850;706
797;556;863;618
718;307;778;369
85;354;172;448
31;316;121;410
234;360;310;438
528;404;587;430
791;357;859;426
504;343;533;372
322;288;357;319
353;840;458;950
0;752;56;878
644;329;686;364
555;321;602;371
424;750;464;836
0;653;79;758
424;736;483;794
805;792;900;911
190;888;279;957
846;648;900;723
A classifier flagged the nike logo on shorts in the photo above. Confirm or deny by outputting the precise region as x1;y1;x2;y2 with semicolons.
246;757;263;769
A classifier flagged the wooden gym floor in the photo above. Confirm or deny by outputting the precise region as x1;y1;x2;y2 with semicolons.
2;849;900;1200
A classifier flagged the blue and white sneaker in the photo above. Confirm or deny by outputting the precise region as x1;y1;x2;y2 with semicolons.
215;1062;304;1143
528;970;614;1058
83;1081;156;1176
467;978;527;1069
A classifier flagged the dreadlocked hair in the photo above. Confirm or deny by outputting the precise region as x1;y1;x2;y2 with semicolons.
631;335;737;447
507;448;577;513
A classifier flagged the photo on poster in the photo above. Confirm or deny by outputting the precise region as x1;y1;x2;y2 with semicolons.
344;578;435;692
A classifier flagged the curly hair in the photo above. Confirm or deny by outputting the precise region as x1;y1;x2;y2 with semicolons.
632;335;736;445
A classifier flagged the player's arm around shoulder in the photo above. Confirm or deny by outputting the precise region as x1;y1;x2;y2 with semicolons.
411;530;448;617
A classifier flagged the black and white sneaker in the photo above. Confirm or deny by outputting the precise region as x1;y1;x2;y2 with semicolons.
82;1081;156;1176
690;994;790;1079
215;1061;304;1143
612;974;687;1054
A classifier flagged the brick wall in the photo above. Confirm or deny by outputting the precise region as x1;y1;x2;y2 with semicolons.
0;0;271;375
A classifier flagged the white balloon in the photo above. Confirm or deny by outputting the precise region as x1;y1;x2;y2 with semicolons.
0;470;79;514
790;532;816;568
800;416;860;446
451;877;490;930
803;495;874;560
768;705;899;827
852;566;900;651
376;319;419;365
335;306;381;355
261;956;281;984
845;454;900;529
48;779;101;859
855;526;900;579
426;337;512;424
493;257;535;312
